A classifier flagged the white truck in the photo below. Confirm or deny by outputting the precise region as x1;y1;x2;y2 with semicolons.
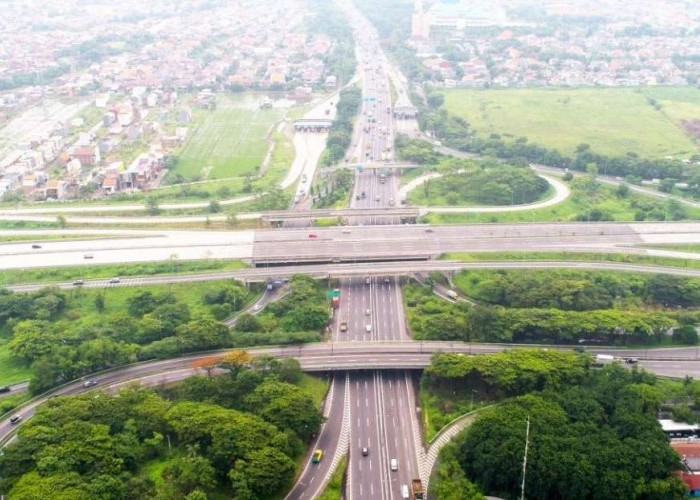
595;354;615;366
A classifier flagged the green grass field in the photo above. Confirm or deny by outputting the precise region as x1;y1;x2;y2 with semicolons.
441;251;700;270
0;260;247;286
443;86;700;158
176;95;285;180
421;182;700;225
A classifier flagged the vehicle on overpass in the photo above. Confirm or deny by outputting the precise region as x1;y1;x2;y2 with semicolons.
312;449;323;463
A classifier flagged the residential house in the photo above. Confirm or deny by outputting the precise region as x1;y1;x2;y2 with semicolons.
65;158;82;176
177;108;192;124
72;145;101;166
45;180;66;199
102;176;121;194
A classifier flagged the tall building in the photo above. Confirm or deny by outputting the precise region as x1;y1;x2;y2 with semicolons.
412;0;507;40
411;0;430;40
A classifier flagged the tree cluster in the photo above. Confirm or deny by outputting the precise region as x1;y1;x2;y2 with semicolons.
451;365;686;499
427;166;549;205
3;276;328;395
460;270;700;310
322;86;362;166
0;355;323;500
423;350;589;400
406;284;680;346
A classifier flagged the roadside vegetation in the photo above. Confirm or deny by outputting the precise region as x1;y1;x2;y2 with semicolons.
397;137;700;222
405;270;700;346
0;354;325;500
442;251;700;271
426;352;688;499
0;260;248;286
416;92;700;195
0;275;330;394
317;456;347;500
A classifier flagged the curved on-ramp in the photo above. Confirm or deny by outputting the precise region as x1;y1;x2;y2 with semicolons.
398;169;570;215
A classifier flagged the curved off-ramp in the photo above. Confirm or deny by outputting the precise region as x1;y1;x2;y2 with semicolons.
398;169;570;214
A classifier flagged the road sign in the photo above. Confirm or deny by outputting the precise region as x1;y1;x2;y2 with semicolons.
327;289;342;299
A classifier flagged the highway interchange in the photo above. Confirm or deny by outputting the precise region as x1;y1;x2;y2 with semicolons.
3;3;700;500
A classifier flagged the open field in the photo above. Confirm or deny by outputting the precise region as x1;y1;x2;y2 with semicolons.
443;86;700;158
175;94;285;180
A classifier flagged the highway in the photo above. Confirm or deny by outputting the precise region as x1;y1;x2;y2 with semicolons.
5;221;700;271
2;341;698;446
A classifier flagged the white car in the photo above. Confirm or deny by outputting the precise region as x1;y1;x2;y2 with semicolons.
253;304;262;311
365;309;371;316
390;458;398;471
365;325;372;333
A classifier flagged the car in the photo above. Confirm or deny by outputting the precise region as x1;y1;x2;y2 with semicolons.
361;192;366;198
308;233;318;239
375;196;380;202
365;324;372;333
625;357;639;364
362;447;369;456
83;380;98;388
73;280;84;286
109;277;120;284
0;386;10;393
401;485;410;499
312;450;323;463
390;458;398;471
10;415;22;425
425;228;434;233
31;244;42;249
253;304;262;311
83;253;94;259
342;229;351;234
365;309;371;316
355;194;360;200
365;278;371;285
389;199;395;206
383;278;390;284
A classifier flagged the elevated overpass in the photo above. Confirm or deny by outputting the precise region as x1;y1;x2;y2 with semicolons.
261;206;420;224
319;162;421;173
1;341;698;449
12;260;700;293
294;118;333;132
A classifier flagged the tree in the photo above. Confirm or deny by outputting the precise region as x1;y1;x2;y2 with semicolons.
616;183;630;198
245;380;323;440
193;357;222;377
235;313;261;332
208;200;221;213
128;291;160;317
673;325;699;345
145;197;160;216
219;350;252;375
175;318;231;351
9;320;56;362
94;293;106;313
57;215;67;228
659;178;676;193
161;454;217;497
282;304;329;332
229;447;296;499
